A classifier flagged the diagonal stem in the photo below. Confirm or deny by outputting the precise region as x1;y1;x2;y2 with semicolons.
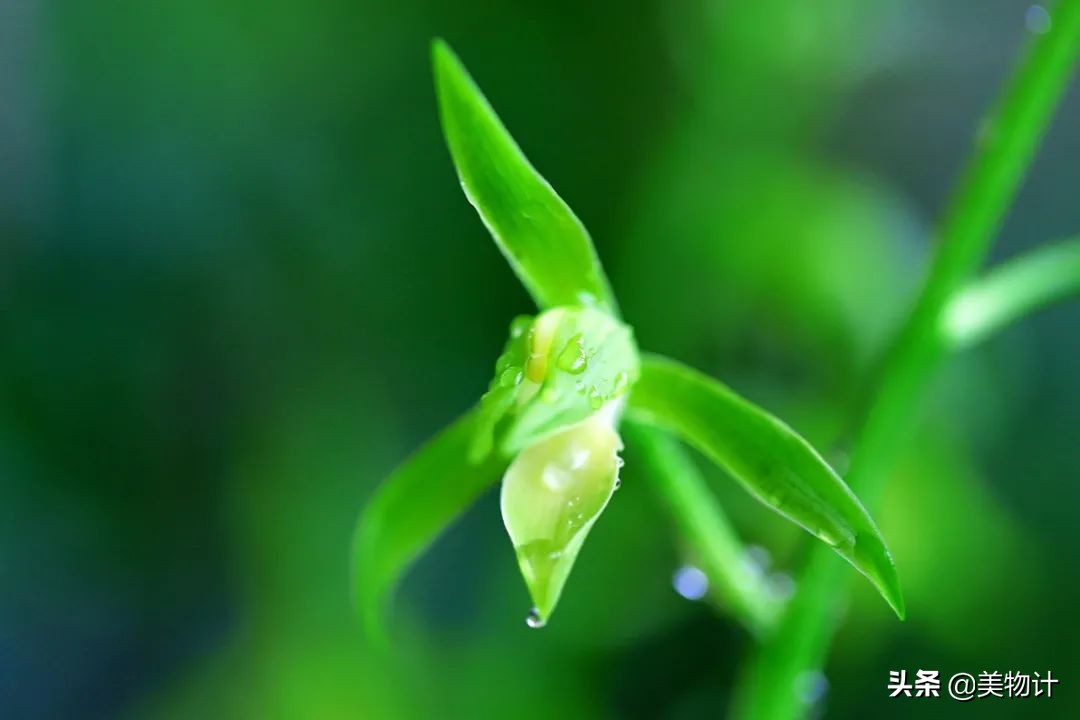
732;2;1080;717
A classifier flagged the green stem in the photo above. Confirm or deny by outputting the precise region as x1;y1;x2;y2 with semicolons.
732;3;1080;717
623;420;781;636
943;236;1080;348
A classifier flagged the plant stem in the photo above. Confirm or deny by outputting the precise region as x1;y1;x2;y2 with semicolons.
732;2;1080;717
623;420;781;636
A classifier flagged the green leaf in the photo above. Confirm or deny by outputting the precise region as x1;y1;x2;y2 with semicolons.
626;355;904;618
500;410;623;625
942;236;1080;349
623;420;782;635
432;39;618;315
351;408;508;644
472;306;638;460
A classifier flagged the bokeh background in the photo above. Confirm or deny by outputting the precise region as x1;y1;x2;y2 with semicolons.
2;0;1078;717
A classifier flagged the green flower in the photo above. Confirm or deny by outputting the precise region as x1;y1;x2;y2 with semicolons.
351;40;904;644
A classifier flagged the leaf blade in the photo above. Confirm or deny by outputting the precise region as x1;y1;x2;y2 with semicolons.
351;408;508;644
942;235;1080;349
432;39;618;314
626;355;904;618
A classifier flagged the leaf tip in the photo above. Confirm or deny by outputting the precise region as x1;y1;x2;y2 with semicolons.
430;37;465;92
887;582;907;621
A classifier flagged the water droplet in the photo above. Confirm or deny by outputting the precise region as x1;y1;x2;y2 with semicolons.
768;572;796;602
499;367;523;388
612;371;630;396
1025;4;1051;34
615;456;625;469
814;526;852;550
525;607;546;628
576;291;598;308
509;315;533;338
744;545;772;573
555;333;588;374
796;671;829;706
672;565;709;600
587;387;604;410
613;477;621;490
540;386;561;403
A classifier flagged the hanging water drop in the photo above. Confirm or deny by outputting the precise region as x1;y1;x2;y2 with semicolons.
525;607;546;628
587;387;604;410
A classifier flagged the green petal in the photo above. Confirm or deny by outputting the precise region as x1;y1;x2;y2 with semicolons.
351;408;508;644
473;306;638;461
500;410;623;625
627;355;904;618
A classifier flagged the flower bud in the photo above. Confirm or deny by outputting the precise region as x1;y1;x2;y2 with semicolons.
500;405;624;625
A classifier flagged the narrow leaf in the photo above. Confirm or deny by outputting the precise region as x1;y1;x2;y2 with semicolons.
622;420;781;635
942;236;1080;349
351;408;508;644
432;39;618;314
626;355;904;618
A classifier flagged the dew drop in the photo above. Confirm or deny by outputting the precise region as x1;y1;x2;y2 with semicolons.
672;565;709;600
613;477;621;490
814;527;851;550
612;370;630;396
499;367;523;388
540;386;561;403
1025;4;1051;34
587;387;605;410
509;315;533;338
577;292;598;308
525;607;546;628
796;671;829;706
556;333;588;375
744;545;772;574
768;572;796;602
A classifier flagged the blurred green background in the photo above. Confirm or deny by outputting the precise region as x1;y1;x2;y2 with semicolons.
2;0;1078;717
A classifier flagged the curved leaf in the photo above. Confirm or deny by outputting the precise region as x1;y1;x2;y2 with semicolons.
626;355;904;618
942;235;1080;349
351;408;508;644
623;420;781;635
432;39;618;315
